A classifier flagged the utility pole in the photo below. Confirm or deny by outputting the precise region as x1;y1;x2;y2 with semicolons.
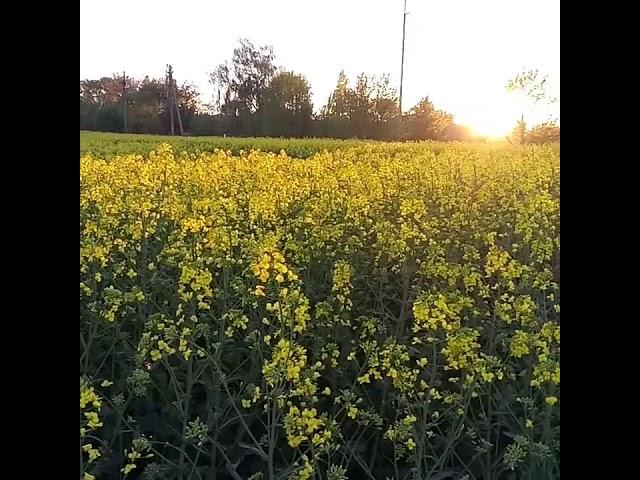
122;71;128;133
173;77;184;135
166;65;184;135
399;0;408;116
167;65;175;135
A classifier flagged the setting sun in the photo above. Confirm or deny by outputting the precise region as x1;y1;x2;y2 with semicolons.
465;118;515;140
456;90;537;140
455;86;558;140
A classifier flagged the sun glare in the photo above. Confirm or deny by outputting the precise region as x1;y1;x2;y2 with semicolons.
467;119;515;140
455;91;528;139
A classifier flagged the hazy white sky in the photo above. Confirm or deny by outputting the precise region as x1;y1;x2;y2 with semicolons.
80;0;559;137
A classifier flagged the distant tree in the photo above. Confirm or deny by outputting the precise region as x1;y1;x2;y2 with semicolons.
506;68;559;143
349;74;376;137
190;114;230;136
80;97;98;130
262;71;313;137
443;124;473;141
371;75;399;124
371;74;400;139
79;61;469;141
80;75;129;131
508;118;528;145
319;114;353;139
325;70;351;117
95;103;123;132
210;39;277;135
507;118;559;145
80;76;124;106
319;71;460;141
526;121;560;144
127;77;164;134
506;69;556;105
405;97;454;140
80;73;201;135
321;70;354;137
323;72;396;139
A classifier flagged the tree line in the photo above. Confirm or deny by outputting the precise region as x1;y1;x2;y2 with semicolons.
80;39;558;143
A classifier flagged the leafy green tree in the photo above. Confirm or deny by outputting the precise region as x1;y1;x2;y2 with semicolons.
405;97;454;140
526;121;560;144
210;39;277;135
371;74;400;139
95;103;123;132
262;71;313;137
325;70;351;117
508;117;528;145
127;76;164;134
506;69;559;143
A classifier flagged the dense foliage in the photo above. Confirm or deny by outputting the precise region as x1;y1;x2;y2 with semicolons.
80;39;474;141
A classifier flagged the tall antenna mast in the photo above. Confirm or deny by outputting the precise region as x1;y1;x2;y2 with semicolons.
399;0;408;116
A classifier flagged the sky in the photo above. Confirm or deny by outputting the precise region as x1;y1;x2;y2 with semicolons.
80;0;559;137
